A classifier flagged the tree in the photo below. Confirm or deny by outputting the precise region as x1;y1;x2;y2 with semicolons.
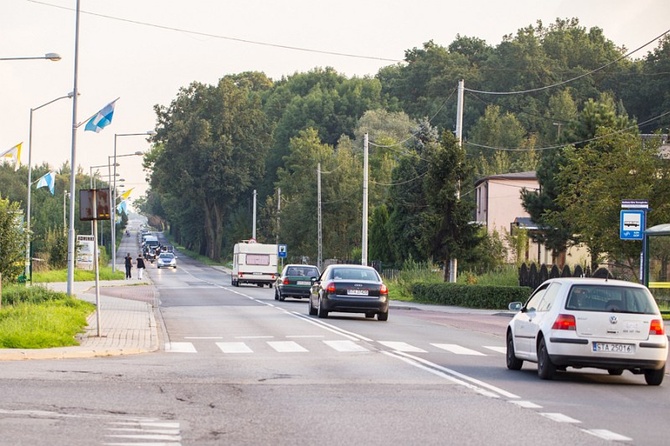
150;73;273;260
0;196;26;283
420;131;482;281
522;94;634;257
555;130;670;275
386;119;437;264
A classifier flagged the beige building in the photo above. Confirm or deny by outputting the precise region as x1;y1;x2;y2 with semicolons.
474;171;590;266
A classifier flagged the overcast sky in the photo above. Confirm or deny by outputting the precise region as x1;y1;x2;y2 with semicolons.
2;0;668;203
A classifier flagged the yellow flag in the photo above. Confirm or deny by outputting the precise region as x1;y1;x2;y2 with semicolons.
0;143;22;170
119;188;134;200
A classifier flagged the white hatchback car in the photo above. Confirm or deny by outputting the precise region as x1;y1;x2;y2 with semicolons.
506;277;667;385
156;252;177;269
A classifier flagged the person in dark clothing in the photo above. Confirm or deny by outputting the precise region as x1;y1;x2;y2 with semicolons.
136;253;146;280
124;253;133;279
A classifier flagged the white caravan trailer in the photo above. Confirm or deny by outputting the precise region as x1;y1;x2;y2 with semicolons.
231;240;278;287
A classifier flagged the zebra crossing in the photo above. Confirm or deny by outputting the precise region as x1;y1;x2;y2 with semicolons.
165;337;504;356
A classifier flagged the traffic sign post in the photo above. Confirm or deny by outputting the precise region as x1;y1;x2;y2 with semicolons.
278;244;287;270
621;200;649;285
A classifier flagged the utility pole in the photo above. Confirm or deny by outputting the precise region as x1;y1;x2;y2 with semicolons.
252;189;257;240
276;187;281;245
450;79;465;283
317;163;322;270
361;133;369;266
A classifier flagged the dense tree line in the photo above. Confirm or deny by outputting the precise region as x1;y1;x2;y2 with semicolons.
136;19;670;276
3;18;670;282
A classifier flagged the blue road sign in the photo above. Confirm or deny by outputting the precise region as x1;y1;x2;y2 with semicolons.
620;210;645;240
278;244;287;258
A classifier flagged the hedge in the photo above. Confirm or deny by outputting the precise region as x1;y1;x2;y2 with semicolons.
411;283;532;310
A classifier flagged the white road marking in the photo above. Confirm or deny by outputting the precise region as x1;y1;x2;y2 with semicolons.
378;341;427;352
432;343;486;356
165;342;197;353
484;346;506;354
389;351;521;399
583;429;633;442
509;400;542;409
268;341;308;352
185;336;223;340
217;342;253;353
235;335;274;339
540;413;581;423
324;340;369;352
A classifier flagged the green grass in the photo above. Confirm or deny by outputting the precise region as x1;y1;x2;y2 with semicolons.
457;266;519;286
32;266;124;283
0;285;94;348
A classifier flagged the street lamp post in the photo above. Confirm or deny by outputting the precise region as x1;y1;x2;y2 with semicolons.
25;93;74;278
0;53;62;62
110;134;151;272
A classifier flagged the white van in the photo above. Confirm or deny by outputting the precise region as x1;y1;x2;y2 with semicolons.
231;240;278;287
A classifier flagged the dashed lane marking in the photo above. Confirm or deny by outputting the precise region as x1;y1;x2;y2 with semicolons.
432;343;487;356
377;341;427;353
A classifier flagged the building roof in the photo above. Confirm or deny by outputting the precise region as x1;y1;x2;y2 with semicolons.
474;171;537;187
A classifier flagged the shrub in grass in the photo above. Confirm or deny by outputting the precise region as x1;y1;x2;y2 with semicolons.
1;284;67;306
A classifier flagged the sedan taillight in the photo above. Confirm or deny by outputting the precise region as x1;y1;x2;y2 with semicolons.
650;319;665;335
283;278;289;285
326;282;336;293
380;284;388;295
551;314;576;330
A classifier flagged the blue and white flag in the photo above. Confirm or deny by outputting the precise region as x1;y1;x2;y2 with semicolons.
84;100;117;133
36;171;56;195
116;200;127;215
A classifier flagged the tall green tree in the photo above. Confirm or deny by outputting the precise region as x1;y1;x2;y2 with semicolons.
555;130;670;274
386;119;437;264
150;73;273;260
522;94;634;256
420;131;482;281
262;68;384;197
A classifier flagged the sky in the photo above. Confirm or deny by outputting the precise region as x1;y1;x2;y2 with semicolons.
2;0;668;206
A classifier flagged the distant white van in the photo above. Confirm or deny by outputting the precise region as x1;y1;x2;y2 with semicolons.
231;240;278;287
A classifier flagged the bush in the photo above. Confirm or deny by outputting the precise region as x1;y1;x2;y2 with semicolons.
411;282;532;309
392;259;443;299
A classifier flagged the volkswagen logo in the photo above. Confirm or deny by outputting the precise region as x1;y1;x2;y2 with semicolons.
609;315;618;324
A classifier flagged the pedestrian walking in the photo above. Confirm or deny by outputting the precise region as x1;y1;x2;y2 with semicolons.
136;253;146;280
124;253;133;279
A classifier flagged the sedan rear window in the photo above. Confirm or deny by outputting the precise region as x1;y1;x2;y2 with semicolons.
565;285;657;314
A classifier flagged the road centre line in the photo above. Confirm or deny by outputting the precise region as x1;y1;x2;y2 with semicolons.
390;351;521;400
382;351;501;398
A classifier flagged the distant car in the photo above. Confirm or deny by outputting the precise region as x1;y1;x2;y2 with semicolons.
506;277;667;385
156;252;177;269
275;264;320;301
309;264;389;321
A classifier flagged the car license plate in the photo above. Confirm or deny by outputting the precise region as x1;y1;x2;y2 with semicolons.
347;289;369;296
297;281;310;285
592;342;635;354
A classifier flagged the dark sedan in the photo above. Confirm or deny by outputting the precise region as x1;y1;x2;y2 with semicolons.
309;264;389;321
275;264;320;301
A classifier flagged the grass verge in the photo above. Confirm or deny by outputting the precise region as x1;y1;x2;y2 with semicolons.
32;266;124;283
0;285;95;349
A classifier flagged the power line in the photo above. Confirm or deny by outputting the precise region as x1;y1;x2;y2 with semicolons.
466;109;670;152
29;0;403;63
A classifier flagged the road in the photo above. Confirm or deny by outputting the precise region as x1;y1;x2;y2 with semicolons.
0;237;667;444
